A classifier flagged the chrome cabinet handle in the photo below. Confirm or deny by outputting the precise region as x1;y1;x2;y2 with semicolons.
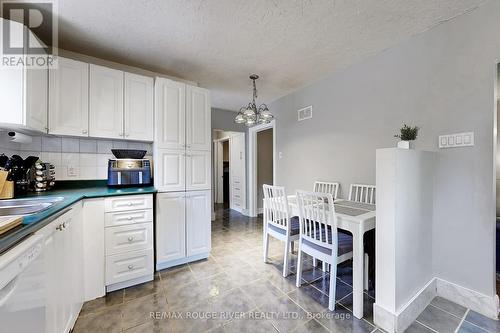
62;222;67;229
128;264;134;270
82;129;88;134
127;216;133;220
127;236;134;242
56;224;63;231
127;202;133;206
125;134;129;138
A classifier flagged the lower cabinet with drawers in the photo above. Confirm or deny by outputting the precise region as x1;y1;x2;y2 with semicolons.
81;193;154;301
103;194;154;292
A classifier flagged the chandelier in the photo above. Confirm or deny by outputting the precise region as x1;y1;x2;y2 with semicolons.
234;74;273;126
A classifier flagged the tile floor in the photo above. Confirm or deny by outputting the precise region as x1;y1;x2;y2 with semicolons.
74;206;499;333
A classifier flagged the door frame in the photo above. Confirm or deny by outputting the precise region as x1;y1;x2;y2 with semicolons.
248;120;276;217
213;137;230;204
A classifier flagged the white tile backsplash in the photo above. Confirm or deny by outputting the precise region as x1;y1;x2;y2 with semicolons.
1;134;153;181
61;138;80;153
42;137;62;152
79;139;97;153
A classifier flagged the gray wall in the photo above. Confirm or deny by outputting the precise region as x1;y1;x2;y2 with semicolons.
269;1;499;297
212;108;244;132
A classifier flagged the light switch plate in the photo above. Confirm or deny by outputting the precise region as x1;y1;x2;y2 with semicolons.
439;132;474;148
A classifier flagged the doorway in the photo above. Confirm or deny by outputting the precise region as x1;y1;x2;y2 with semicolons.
248;120;276;217
213;130;246;213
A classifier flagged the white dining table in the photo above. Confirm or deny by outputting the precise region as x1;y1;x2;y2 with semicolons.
287;196;376;319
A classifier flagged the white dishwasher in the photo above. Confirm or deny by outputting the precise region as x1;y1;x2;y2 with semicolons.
0;234;46;332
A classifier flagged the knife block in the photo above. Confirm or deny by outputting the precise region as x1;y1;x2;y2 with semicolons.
0;181;14;199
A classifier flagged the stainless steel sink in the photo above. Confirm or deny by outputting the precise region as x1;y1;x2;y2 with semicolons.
0;197;64;217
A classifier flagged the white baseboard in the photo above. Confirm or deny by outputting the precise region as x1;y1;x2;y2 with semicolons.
436;278;499;320
374;278;436;333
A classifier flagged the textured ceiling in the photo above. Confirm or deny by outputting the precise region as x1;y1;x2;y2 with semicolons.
51;0;486;111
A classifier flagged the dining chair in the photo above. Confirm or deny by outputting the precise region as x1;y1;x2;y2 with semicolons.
295;190;353;310
262;184;300;277
349;184;376;204
349;183;376;290
312;181;340;270
313;181;340;200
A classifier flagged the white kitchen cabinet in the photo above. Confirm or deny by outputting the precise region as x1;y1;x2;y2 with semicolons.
156;191;211;269
82;199;105;301
49;57;89;136
0;20;48;133
186;86;211;150
186;191;211;256
186;150;211;191
155;149;186;192
89;64;124;139
155;78;186;149
156;192;186;264
124;73;154;141
37;203;83;333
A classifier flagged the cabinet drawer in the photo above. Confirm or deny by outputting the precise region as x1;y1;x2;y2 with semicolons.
105;223;153;255
105;209;153;227
106;249;153;285
104;194;152;212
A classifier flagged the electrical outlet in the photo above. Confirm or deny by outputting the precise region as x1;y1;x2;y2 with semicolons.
67;165;79;178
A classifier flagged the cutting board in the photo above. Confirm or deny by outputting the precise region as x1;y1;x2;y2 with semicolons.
0;216;22;235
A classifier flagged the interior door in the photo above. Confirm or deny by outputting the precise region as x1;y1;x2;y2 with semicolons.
124;73;154;141
154;149;186;192
186;150;211;191
89;64;124;139
186;190;211;256
49;57;89;136
155;78;185;149
156;193;186;265
186;86;210;150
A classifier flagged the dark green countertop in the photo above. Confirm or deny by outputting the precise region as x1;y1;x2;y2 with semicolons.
0;181;156;254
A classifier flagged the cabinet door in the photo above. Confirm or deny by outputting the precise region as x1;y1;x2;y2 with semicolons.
124;73;153;141
186;150;211;191
40;221;59;333
24;58;48;132
156;193;186;265
155;78;185;149
89;64;124;139
154;149;185;192
230;133;246;210
186;190;211;256
186;86;210;150
49;57;89;136
68;203;84;329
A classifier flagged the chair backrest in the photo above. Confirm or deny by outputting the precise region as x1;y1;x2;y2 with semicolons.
263;184;291;231
349;184;376;204
313;181;340;199
296;190;337;251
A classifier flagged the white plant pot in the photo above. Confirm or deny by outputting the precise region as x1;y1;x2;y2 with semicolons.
397;140;414;149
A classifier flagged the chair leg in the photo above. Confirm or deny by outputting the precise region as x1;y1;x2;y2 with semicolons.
322;261;328;272
329;260;337;311
283;238;290;277
313;258;317;267
263;230;270;263
291;241;295;254
364;253;369;290
296;243;303;287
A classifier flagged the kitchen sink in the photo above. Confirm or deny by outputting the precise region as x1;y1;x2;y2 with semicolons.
0;197;64;217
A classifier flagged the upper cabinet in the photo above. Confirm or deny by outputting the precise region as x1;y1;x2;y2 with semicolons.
124;73;154;141
89;64;124;139
0;22;48;133
155;78;186;149
186;86;211;150
49;57;89;136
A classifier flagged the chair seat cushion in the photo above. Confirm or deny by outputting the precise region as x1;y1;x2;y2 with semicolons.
267;216;300;236
302;227;353;256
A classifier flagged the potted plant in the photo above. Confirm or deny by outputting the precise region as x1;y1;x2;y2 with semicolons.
394;123;420;149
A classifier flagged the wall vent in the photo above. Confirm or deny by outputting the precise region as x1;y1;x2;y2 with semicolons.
297;106;313;121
